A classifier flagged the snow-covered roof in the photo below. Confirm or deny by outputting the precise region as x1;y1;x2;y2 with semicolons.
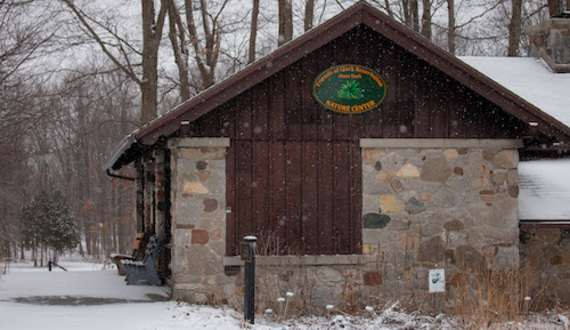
460;57;570;129
460;57;570;222
518;158;570;220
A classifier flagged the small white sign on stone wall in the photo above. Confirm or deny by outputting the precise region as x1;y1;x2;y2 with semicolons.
429;269;445;293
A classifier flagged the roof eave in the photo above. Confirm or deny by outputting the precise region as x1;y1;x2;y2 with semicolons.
135;3;370;145
113;1;570;166
104;134;137;171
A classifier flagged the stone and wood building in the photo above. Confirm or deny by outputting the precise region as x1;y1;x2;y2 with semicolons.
106;2;570;310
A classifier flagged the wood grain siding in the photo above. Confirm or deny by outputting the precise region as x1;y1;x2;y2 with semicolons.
226;141;362;256
189;25;526;256
190;27;524;142
128;3;570;153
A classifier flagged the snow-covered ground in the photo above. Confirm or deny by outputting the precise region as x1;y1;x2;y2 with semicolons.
0;260;245;330
0;260;567;329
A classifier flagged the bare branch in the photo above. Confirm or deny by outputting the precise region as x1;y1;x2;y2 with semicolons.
60;0;142;85
455;1;503;29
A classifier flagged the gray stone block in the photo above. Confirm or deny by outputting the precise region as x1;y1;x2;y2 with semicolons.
405;197;425;214
494;245;520;267
363;212;391;229
363;172;392;194
421;156;452;183
310;286;333;307
417;236;446;263
380;152;406;171
316;267;343;282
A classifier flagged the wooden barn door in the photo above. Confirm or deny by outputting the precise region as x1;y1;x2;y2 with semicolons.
226;140;362;256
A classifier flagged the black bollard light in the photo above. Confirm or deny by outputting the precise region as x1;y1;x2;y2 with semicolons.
241;235;257;324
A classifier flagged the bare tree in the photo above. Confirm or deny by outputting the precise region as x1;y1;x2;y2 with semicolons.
305;0;315;31
421;0;432;39
33;62;139;258
411;0;419;31
447;0;455;54
141;0;168;124
61;0;167;126
383;0;395;18
249;0;260;63
185;0;228;90
167;0;191;100
278;0;293;46
377;0;431;35
167;0;233;98
508;0;522;56
402;0;419;31
0;1;60;129
0;0;63;259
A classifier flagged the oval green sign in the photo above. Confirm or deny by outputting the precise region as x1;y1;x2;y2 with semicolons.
312;64;387;115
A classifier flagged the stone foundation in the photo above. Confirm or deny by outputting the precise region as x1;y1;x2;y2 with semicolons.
223;255;375;314
359;139;522;309
520;227;570;305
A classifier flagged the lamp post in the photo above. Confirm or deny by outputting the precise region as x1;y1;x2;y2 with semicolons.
241;235;257;324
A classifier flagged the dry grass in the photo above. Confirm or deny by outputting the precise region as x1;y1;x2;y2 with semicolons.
453;264;550;328
253;232;371;317
253;232;311;319
248;232;559;325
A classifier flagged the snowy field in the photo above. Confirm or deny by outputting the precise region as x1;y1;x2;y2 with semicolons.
0;260;567;330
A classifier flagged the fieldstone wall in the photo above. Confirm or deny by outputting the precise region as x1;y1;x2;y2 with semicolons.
167;137;525;312
223;255;375;314
520;227;570;305
360;139;522;306
167;138;377;310
168;138;230;304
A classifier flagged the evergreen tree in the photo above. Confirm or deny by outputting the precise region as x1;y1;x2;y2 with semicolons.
21;191;79;264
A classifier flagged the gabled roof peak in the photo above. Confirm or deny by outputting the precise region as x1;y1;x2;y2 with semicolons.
106;1;570;171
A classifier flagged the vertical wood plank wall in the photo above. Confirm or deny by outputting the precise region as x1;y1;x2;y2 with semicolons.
187;25;525;256
226;141;362;256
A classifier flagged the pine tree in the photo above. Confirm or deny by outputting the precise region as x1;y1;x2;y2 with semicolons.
21;191;79;265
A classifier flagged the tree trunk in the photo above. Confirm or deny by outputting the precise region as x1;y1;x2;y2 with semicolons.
384;0;394;18
421;0;432;39
141;0;167;125
403;0;420;32
508;0;522;56
32;242;37;266
185;0;220;90
403;0;411;26
167;0;191;101
278;0;293;46
62;0;166;126
447;0;455;54
411;0;419;32
304;0;315;32
249;0;260;63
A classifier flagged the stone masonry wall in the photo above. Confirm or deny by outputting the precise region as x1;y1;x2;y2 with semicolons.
169;138;230;304
167;138;524;312
360;139;522;307
520;227;570;305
